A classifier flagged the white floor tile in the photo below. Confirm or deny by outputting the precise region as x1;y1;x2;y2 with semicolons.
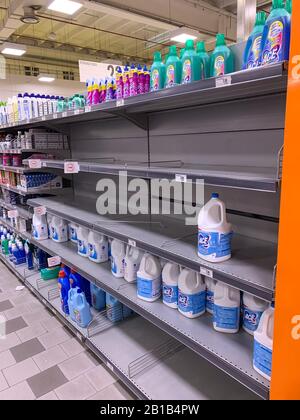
55;375;96;400
59;352;96;381
85;364;116;392
0;381;35;400
3;358;40;386
59;337;85;358
33;345;69;371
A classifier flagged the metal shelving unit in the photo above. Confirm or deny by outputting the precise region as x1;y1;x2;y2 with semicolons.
0;199;32;220
0;164;34;174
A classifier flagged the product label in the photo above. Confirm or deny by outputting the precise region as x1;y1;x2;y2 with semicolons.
206;290;214;313
89;244;107;262
151;69;160;91
262;21;284;65
198;230;232;259
69;226;77;242
166;64;175;88
124;262;138;282
214;55;225;77
178;290;206;316
213;304;240;330
247;36;263;69
78;240;87;256
253;339;272;379
243;307;264;332
163;284;178;306
137;276;161;300
111;257;124;276
182;59;192;84
52;227;58;241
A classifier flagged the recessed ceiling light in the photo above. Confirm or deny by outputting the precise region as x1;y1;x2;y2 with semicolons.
38;74;55;82
171;33;198;44
1;43;27;56
48;0;83;15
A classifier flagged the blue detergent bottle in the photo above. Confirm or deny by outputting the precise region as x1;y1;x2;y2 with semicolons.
243;12;267;69
25;241;34;270
69;269;92;305
90;283;106;311
122;305;134;319
260;0;291;66
74;289;92;328
68;286;80;322
106;294;123;323
58;270;70;315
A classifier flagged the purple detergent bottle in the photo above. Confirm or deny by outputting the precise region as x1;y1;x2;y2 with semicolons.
143;65;150;93
116;67;124;100
129;64;138;97
137;64;145;95
92;79;100;105
123;66;130;99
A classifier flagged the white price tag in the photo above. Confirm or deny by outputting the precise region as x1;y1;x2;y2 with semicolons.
175;174;187;183
42;116;46;121
53;114;58;119
64;161;80;174
106;362;114;372
26;119;30;124
62;111;68;118
34;206;46;216
128;239;136;247
215;75;232;88
85;106;91;113
8;210;19;218
28;159;42;169
116;99;125;107
200;267;213;278
74;109;80;115
48;256;61;267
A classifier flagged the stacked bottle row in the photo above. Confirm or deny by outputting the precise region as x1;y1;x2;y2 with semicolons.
0;132;32;152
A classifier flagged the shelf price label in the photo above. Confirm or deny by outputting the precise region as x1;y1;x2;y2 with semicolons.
28;159;42;169
85;106;91;113
53;114;58;120
62;111;68;118
48;256;61;267
41;116;46;121
200;267;213;278
8;210;19;218
175;174;187;183
128;239;136;247
34;206;46;216
64;161;80;174
215;75;232;88
116;99;125;107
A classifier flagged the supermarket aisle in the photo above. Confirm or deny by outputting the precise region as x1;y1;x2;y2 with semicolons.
0;262;134;400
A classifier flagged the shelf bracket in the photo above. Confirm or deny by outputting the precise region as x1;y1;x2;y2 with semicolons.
112;110;148;131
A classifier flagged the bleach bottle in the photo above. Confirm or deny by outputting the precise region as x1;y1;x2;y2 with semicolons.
243;12;267;69
165;45;182;88
196;41;210;78
25;241;34;270
213;282;240;334
88;231;108;264
178;269;206;318
260;0;291;66
90;283;106;311
151;52;166;92
181;40;202;84
137;254;162;302
198;193;233;263
68;286;80;322
32;213;48;241
124;245;143;283
58;270;70;315
162;262;180;309
253;306;274;381
51;217;68;243
210;34;234;77
111;239;125;278
106;294;123;323
77;226;89;258
68;222;78;244
242;293;269;335
74;289;92;328
69;269;92;305
205;277;217;315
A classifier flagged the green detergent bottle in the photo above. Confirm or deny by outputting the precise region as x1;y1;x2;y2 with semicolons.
180;48;185;60
151;52;166;92
196;41;210;78
165;45;182;88
210;34;234;77
181;40;203;84
286;0;292;14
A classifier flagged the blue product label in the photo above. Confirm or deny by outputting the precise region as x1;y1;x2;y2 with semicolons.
178;291;206;315
206;290;214;312
52;228;58;241
247;36;262;69
78;240;87;256
198;230;232;258
89;244;97;260
262;21;283;65
243;308;263;332
214;305;239;330
163;284;178;305
137;276;161;300
70;227;77;242
253;339;272;378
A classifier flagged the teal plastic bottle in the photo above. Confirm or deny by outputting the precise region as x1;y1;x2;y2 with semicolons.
196;41;210;79
210;34;234;77
165;45;182;88
243;12;267;69
181;40;203;84
150;52;166;92
180;48;185;60
286;0;292;14
260;0;291;65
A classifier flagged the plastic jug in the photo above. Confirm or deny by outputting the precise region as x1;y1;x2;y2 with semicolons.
165;45;182;88
243;12;267;69
213;282;240;333
111;239;125;278
68;222;78;244
124;245;143;283
178;269;206;318
123;66;130;99
88;231;108;264
25;241;34;270
69;269;92;305
77;226;89;258
198;193;233;263
260;0;291;66
181;40;202;84
196;41;210;78
129;64;139;97
137;254;162;302
58;271;70;315
205;277;217;314
106;294;123;323
90;283;106;311
253;306;274;381
210;34;234;77
32;213;48;241
151;52;166;92
286;0;292;14
68;286;80;322
116;67;124;100
242;293;269;335
74;289;92;328
162;262;180;309
61;264;71;278
51;216;68;243
122;305;134;319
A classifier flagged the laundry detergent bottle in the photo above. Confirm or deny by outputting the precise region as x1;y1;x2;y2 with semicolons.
151;52;166;92
165;45;182;88
205;277;217;315
51;217;68;243
242;293;269;335
243;11;267;69
198;193;233;263
58;270;71;315
181;40;202;84
111;239;126;278
74;289;92;328
196;41;210;78
32;213;48;241
68;286;80;322
77;226;89;258
88;231;108;264
137;254;162;302
286;0;292;15
210;33;234;77
260;0;291;66
106;294;123;323
124;245;143;283
253;306;274;381
90;283;106;311
213;282;240;334
162;262;180;309
178;269;206;318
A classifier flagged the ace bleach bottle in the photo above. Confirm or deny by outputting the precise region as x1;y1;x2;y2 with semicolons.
198;193;233;263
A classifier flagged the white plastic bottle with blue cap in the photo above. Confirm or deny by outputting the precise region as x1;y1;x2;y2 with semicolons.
178;269;206;318
77;226;89;258
88;231;108;264
162;262;180;309
137;253;162;302
198;193;233;263
124;245;143;283
253;305;274;381
51;216;68;243
205;277;217;315
32;213;48;241
111;239;125;278
68;222;78;244
242;293;269;335
213;282;240;333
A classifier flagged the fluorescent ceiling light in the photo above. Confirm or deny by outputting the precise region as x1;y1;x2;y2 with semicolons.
171;33;197;44
1;43;27;56
169;27;200;44
38;74;55;82
48;0;82;15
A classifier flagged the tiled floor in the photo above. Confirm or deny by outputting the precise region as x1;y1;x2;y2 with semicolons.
0;262;134;400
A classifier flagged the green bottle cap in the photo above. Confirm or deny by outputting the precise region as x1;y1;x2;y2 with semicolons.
196;41;206;53
286;0;292;14
216;33;226;47
169;45;177;56
185;39;195;50
153;51;162;62
272;0;284;9
255;11;267;26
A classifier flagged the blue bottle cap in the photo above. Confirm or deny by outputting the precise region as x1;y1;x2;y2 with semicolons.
212;193;219;199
